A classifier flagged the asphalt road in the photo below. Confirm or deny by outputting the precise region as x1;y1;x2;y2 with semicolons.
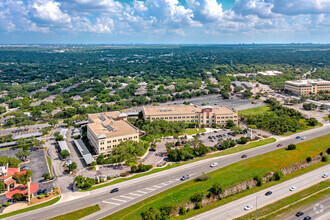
283;196;330;220
189;165;329;220
3;124;329;220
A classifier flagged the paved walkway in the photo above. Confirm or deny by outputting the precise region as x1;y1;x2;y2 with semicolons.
2;202;27;214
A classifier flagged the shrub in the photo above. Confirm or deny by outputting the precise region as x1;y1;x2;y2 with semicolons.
38;194;44;199
196;173;211;181
287;144;296;150
2;202;10;207
320;152;323;156
187;208;190;212
194;202;202;209
179;206;186;215
160;204;173;217
190;192;204;203
0;204;2;208
141;207;160;220
254;175;263;186
272;171;283;181
131;164;153;173
43;173;51;180
326;148;330;154
107;176;112;180
209;183;223;196
306;157;312;163
321;155;328;162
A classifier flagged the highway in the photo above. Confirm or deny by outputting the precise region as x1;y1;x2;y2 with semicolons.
189;165;329;220
283;196;330;220
3;124;329;220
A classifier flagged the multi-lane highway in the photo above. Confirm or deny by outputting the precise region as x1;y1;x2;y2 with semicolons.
3;124;329;220
189;165;329;220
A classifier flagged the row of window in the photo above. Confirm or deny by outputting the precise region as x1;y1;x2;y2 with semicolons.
99;136;138;145
150;115;237;120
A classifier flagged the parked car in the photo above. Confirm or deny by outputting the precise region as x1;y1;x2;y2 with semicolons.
110;188;119;193
241;154;247;158
210;162;218;168
42;188;47;194
290;186;297;191
149;148;156;151
180;175;190;181
295;211;304;217
37;189;42;195
303;216;311;220
277;144;282;147
265;191;272;196
322;173;328;178
21;166;28;170
244;205;253;210
296;136;301;139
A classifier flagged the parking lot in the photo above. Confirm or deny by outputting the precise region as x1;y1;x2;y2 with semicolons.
195;129;243;147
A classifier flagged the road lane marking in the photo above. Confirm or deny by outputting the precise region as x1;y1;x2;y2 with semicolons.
152;185;162;188
102;201;120;205
160;183;168;186
129;192;142;197
136;190;147;194
111;198;127;203
145;187;156;191
120;195;134;200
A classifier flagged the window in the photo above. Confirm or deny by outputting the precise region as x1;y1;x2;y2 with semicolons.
161;117;164;119
187;116;190;118
107;146;111;149
107;141;111;143
174;117;177;119
195;120;198;122
129;137;132;139
191;120;194;122
118;139;122;141
178;117;181;119
165;117;168;119
169;117;172;119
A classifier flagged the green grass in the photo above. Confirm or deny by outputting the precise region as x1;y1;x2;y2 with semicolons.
48;204;100;220
82;138;275;192
103;134;330;220
281;121;323;136
0;196;61;219
183;128;206;135
0;147;13;151
238;106;270;115
323;116;329;121
46;155;54;178
237;181;330;220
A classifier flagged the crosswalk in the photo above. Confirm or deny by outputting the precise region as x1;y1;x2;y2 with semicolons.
101;180;175;207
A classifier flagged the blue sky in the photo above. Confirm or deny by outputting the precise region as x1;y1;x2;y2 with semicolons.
0;0;329;44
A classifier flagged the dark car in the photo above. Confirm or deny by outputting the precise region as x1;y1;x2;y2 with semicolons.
303;216;311;220
180;175;189;181
110;188;119;193
277;144;282;147
42;188;47;194
37;189;42;195
296;136;301;139
265;191;272;196
241;154;247;158
149;148;156;151
295;211;304;217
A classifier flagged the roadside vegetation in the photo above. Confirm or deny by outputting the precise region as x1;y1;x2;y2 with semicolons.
103;134;329;220
48;205;100;220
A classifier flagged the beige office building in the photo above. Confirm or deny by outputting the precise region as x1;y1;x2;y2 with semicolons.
87;112;140;154
285;79;330;96
142;105;238;127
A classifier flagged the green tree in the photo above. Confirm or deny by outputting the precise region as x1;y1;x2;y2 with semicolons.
141;207;160;220
272;171;283;181
43;173;51;180
55;135;64;142
321;155;328;162
49;119;58;126
0;182;5;192
226;120;236;128
12;193;23;202
0;106;6;115
287;144;296;150
15;150;30;161
68;162;77;171
209;183;223;198
254;175;263;186
190;192;204;203
60;150;70;159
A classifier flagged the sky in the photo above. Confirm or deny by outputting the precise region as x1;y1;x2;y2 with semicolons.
0;0;329;44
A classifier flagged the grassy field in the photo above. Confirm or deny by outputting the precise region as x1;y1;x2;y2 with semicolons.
0;196;61;219
237;181;330;220
281;121;323;136
46;155;54;178
103;134;330;220
48;205;100;220
183;128;206;135
82;138;275;192
238;106;270;115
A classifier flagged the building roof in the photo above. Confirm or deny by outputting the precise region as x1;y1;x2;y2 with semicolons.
13;132;43;140
58;141;71;154
60;129;68;138
73;139;95;165
285;79;330;85
143;105;235;116
88;112;139;139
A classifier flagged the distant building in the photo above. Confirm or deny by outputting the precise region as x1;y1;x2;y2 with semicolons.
285;79;330;96
242;82;253;89
142;105;238;127
0;164;26;192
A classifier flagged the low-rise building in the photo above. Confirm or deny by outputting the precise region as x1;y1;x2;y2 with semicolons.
87;112;140;154
142;105;238;127
285;79;330;96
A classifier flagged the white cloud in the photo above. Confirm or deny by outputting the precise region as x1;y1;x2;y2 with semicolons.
232;0;275;19
133;0;147;12
31;0;71;25
66;0;123;15
271;0;330;15
187;0;223;22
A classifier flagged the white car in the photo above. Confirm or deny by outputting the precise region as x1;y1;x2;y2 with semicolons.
244;205;253;210
301;137;306;140
210;162;218;167
322;173;328;178
290;186;297;191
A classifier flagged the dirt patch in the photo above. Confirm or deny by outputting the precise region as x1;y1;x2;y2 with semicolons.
28;187;61;206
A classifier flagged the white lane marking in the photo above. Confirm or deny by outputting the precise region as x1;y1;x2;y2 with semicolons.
160;183;168;186
102;201;120;205
120;195;134;200
136;190;147;194
152;185;162;189
145;187;156;191
111;198;127;203
129;192;142;197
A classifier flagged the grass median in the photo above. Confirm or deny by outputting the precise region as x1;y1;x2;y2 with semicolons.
48;204;100;220
0;196;61;219
82;138;275;192
237;180;330;220
46;155;54;178
103;134;329;220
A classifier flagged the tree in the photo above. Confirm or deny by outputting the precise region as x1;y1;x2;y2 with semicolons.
49;119;58;126
287;144;296;150
307;117;318;126
60;150;70;159
15;150;30;161
226;120;236;129
0;106;6;115
306;157;312;163
13;172;31;187
321;155;328;162
141;207;160;220
254;175;263;186
12;193;23;202
326;148;330;155
68;162;77;171
209;183;223;198
43;173;51;180
272;171;283;181
243;89;253;99
55;135;64;141
0;182;5;192
190;192;204;203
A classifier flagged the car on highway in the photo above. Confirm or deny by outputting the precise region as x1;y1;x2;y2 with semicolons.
241;154;247;158
295;211;304;217
180;175;190;181
303;216;311;220
301;136;306;140
296;136;301;139
210;162;218;167
322;173;328;178
110;188;119;193
244;205;253;210
265;191;272;196
277;144;282;147
290;186;297;191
